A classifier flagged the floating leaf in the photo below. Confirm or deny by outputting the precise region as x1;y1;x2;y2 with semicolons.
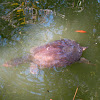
11;3;19;6
17;9;23;12
21;2;24;6
18;18;23;21
20;22;25;24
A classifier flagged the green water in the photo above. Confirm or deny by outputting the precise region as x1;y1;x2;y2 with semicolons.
0;0;100;100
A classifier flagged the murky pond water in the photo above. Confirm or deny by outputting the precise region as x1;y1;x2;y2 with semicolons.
0;0;100;100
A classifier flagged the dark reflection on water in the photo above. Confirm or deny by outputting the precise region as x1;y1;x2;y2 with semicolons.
0;0;100;100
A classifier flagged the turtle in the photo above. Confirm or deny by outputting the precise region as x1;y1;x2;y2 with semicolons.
3;39;89;74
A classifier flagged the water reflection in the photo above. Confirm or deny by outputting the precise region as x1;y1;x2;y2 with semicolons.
97;0;100;3
0;0;100;100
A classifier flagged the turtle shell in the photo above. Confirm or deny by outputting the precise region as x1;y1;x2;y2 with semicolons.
30;39;84;68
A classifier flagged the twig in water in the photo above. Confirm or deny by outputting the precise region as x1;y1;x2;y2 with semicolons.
73;87;78;100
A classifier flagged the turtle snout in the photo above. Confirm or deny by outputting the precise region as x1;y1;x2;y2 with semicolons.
82;47;88;51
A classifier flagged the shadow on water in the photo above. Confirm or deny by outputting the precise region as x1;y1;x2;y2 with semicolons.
0;0;100;100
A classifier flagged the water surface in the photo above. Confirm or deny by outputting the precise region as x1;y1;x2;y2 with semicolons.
0;0;100;100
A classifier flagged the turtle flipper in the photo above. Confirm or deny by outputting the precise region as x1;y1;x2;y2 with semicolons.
30;63;39;74
79;57;90;64
79;57;96;65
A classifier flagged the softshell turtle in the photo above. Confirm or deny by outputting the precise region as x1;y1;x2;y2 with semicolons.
3;39;88;74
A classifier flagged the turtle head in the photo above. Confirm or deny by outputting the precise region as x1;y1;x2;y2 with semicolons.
82;47;88;51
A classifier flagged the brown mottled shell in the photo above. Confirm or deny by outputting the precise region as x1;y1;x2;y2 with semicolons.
30;39;83;68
